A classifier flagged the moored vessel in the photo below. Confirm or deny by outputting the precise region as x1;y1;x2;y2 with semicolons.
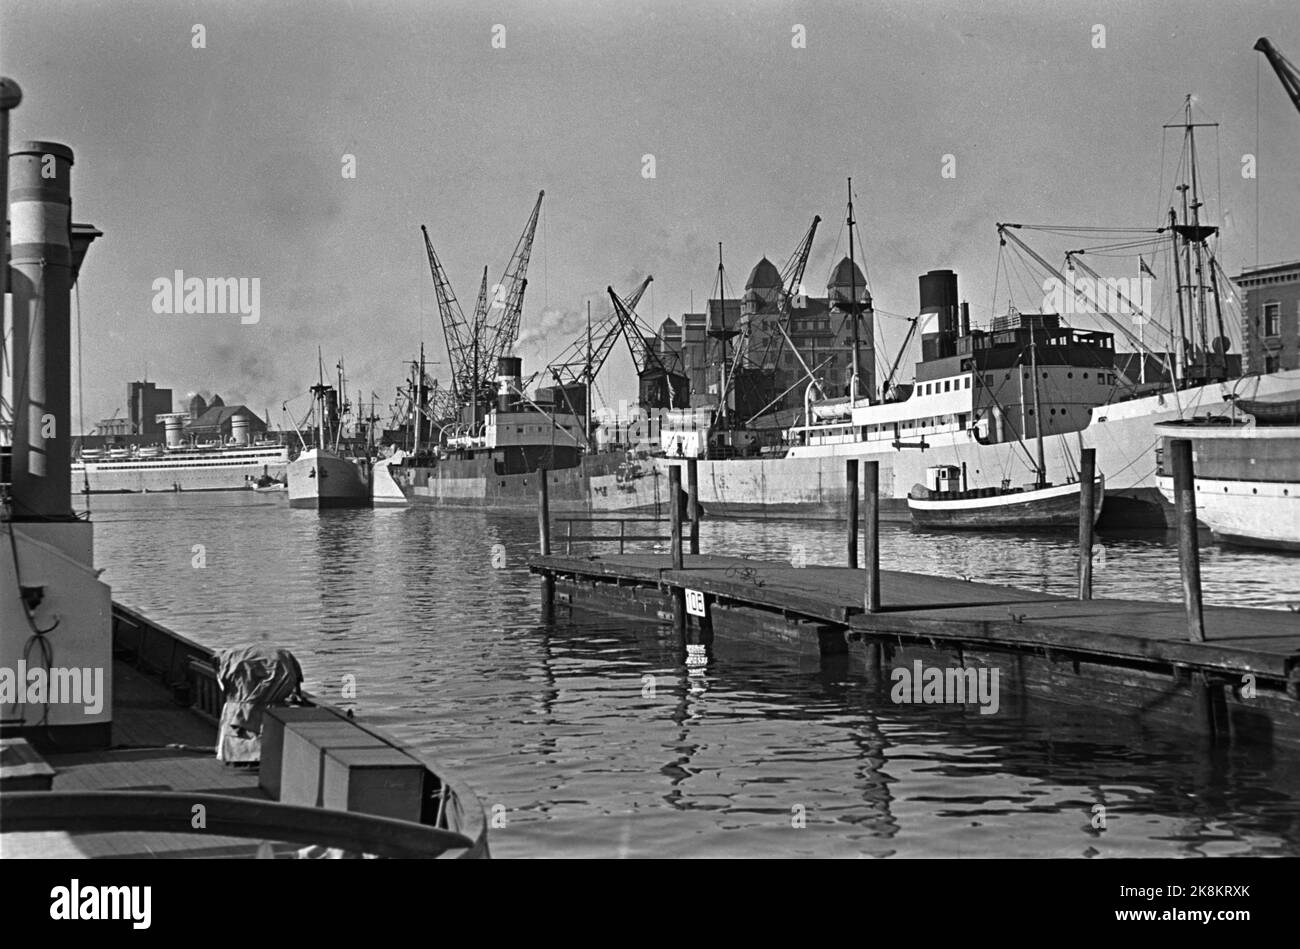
1155;407;1300;551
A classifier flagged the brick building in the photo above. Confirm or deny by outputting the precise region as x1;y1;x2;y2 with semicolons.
1236;260;1300;374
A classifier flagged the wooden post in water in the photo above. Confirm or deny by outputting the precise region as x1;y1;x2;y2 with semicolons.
863;460;880;613
669;464;686;636
669;464;683;570
687;457;700;555
846;459;859;569
1077;448;1096;600
537;470;551;555
538;469;553;620
1170;439;1205;642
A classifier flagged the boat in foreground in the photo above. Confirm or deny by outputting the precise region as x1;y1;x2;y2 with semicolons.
0;113;487;857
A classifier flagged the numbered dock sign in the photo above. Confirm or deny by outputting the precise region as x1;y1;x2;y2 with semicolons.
684;589;707;617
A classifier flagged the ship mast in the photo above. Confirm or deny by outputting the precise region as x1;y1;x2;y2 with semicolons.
585;301;593;443
315;349;326;450
1164;96;1222;387
414;342;425;455
847;177;861;402
1029;337;1046;487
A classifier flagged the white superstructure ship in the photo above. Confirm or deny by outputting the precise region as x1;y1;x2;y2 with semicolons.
71;412;287;494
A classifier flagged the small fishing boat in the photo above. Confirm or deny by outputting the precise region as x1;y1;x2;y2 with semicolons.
248;473;286;492
909;468;1104;530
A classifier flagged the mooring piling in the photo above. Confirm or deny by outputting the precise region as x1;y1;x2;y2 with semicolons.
1170;438;1205;642
669;463;686;635
687;456;700;556
537;469;554;618
1078;447;1096;601
846;459;859;569
863;460;880;613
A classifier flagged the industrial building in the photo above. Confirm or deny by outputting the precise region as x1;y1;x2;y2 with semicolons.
651;254;874;422
127;380;172;436
1237;260;1300;374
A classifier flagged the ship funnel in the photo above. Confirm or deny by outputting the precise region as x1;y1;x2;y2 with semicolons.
158;413;187;448
919;269;959;362
230;413;250;446
497;356;522;412
9;141;76;519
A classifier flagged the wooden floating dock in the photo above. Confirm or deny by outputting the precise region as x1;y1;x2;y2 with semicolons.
529;451;1300;749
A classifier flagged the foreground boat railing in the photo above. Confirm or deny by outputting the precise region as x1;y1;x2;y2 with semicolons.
0;791;474;858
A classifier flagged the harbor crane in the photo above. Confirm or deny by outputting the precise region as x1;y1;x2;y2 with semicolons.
528;276;655;440
1255;37;1300;119
539;276;654;390
421;190;544;419
606;286;689;409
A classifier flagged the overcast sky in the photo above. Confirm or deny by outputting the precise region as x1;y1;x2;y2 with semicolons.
3;0;1297;427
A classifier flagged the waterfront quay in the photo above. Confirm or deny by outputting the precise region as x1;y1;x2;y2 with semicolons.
531;456;1300;749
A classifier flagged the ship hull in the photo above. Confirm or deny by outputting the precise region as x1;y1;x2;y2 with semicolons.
287;449;370;509
1155;422;1300;551
71;448;288;494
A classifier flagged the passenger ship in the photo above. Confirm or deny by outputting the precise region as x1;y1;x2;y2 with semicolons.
72;414;288;493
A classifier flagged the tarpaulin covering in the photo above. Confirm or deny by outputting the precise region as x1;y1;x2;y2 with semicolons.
215;645;304;763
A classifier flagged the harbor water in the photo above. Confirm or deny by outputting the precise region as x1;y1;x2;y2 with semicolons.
92;492;1300;857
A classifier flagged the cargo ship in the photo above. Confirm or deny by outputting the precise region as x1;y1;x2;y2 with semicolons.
285;357;372;509
607;107;1300;528
628;271;1300;526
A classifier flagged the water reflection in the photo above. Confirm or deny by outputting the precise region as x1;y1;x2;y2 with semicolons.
88;493;1300;857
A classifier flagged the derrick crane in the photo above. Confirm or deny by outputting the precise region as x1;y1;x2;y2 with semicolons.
542;276;654;389
880;316;921;400
421;225;476;405
421;190;544;416
1256;37;1300;118
481;190;545;372
607;286;688;409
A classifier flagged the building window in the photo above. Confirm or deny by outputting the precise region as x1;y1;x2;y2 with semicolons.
965;378;971;389
1263;301;1280;337
1266;354;1281;373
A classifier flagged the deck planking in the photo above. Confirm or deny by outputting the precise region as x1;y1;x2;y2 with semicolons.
19;659;274;858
